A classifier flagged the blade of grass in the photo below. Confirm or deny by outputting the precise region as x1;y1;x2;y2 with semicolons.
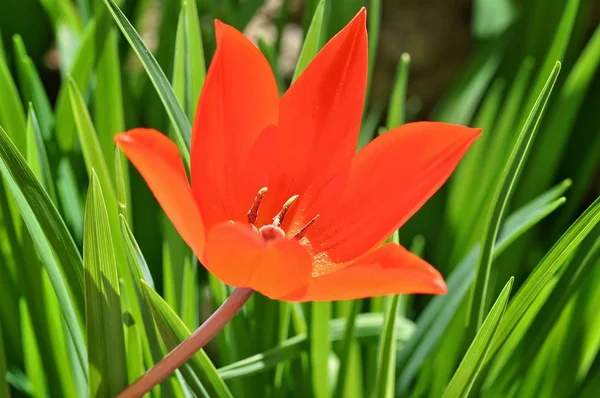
25;106;57;204
114;146;131;222
489;195;600;359
140;281;234;398
333;300;361;398
468;62;560;333
54;20;97;151
396;179;569;392
467;195;600;395
433;41;503;124
84;172;128;396
56;159;85;241
513;0;581;207
0;53;27;154
104;0;191;163
0;126;86;373
448;58;536;265
95;29;125;174
0;324;9;398
442;278;513;398
485;224;600;393
218;312;416;380
69;77;132;273
258;38;285;94
519;24;600;202
19;301;48;397
372;295;401;398
365;0;381;104
447;77;506;228
172;0;206;120
385;53;410;130
292;0;326;82
12;35;54;141
120;216;185;396
23;126;79;397
311;301;331;398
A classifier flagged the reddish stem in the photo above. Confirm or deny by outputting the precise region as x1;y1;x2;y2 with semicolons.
117;287;254;397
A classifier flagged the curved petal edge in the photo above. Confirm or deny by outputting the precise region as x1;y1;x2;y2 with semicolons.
284;243;447;302
115;129;206;259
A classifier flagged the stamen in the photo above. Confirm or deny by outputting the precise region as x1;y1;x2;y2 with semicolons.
247;187;268;224
272;195;299;227
293;214;320;240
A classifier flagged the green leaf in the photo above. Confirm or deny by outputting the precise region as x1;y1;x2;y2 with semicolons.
443;278;513;398
293;0;326;82
0;324;10;398
140;281;234;398
114;146;131;222
448;58;536;263
38;0;83;35
84;172;128;396
54;20;97;151
172;0;206;120
372;295;401;398
333;300;361;398
519;23;600;203
468;62;560;332
56;158;85;240
12;35;55;141
95;29;125;174
517;0;580;141
385;53;410;130
69;77;131;270
218;312;415;380
447;77;506;238
19;301;48;398
69;79;115;203
311;301;331;398
25;106;57;204
104;0;191;163
484;223;600;394
433;42;503;124
366;0;381;102
258;38;285;94
0;52;27;154
23;114;80;397
396;179;569;392
489;195;600;358
119;216;185;396
0;126;86;373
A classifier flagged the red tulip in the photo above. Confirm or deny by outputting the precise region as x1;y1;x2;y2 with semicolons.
115;8;480;301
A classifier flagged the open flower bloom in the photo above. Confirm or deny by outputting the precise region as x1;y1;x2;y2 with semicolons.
116;8;480;301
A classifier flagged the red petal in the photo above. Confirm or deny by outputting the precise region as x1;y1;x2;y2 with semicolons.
191;20;279;229
284;244;447;302
308;122;481;263
115;129;206;260
204;222;313;299
257;9;368;225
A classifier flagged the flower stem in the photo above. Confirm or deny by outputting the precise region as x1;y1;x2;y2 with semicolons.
117;287;254;397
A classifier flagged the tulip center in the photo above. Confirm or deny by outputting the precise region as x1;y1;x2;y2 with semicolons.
247;187;319;241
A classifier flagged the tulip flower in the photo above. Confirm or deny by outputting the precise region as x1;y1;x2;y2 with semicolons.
116;9;479;302
115;8;479;396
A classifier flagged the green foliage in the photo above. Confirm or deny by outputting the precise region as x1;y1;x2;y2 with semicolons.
83;172;128;396
0;1;598;397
